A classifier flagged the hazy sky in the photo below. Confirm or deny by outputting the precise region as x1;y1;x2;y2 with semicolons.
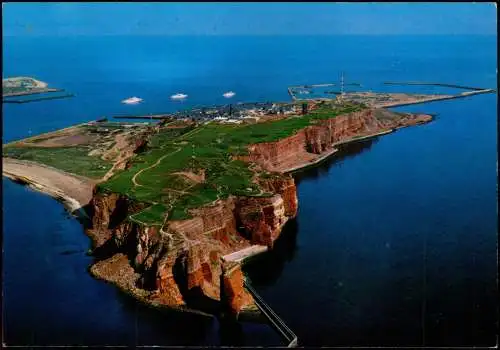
2;2;497;36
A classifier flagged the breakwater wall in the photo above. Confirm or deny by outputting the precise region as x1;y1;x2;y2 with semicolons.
383;81;487;91
113;114;172;120
2;88;62;98
381;89;495;108
3;93;75;104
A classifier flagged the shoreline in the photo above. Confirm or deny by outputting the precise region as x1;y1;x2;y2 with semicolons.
283;129;394;174
1;112;434;318
2;88;61;98
2;158;94;218
1;117;430;219
3;93;75;104
374;89;494;108
3;171;84;215
88;253;216;318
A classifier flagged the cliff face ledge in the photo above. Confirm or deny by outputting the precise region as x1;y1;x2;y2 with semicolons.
240;108;431;172
222;262;254;315
86;191;149;249
86;174;298;315
85;107;431;315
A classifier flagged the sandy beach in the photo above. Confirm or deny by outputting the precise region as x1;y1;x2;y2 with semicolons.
2;157;95;214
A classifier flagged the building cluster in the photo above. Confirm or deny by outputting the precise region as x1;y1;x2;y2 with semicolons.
169;102;298;124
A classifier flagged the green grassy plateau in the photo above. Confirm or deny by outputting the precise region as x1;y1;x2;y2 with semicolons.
99;102;364;223
4;102;364;225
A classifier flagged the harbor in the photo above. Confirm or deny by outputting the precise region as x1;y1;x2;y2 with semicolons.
106;81;496;127
2;76;73;103
287;77;496;108
110;101;298;124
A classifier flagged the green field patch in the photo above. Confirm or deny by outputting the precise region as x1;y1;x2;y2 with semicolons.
130;203;169;225
136;172;170;189
168;207;191;221
168;185;221;221
129;186;164;204
3;146;112;179
93;102;366;223
148;127;193;148
99;162;141;194
164;174;195;191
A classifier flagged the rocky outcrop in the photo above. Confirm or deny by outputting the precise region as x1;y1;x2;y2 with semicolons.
241;108;431;172
259;175;298;217
236;195;287;247
84;107;431;316
221;262;253;315
86;191;148;249
86;179;298;315
245;131;306;170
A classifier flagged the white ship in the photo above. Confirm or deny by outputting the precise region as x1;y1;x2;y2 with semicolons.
121;96;143;104
223;91;236;98
171;93;188;100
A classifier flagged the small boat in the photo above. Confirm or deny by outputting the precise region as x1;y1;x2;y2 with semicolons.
171;93;188;100
223;91;236;98
121;96;143;104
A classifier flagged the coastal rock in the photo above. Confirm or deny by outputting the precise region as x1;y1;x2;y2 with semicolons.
86;180;297;312
86;192;148;249
222;262;253;315
236;195;287;247
244;131;306;169
240;108;428;172
154;250;185;306
83;106;433;315
259;175;298;217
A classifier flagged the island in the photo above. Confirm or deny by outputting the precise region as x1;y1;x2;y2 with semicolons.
3;95;437;320
2;76;74;103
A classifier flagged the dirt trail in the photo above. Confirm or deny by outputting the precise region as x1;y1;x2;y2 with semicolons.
2;158;95;212
132;147;181;187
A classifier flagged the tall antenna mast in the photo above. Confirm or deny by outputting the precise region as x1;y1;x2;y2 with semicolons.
341;71;345;96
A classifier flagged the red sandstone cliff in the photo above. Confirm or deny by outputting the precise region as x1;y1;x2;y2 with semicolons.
86;174;298;315
86;191;149;249
241;108;431;172
85;107;430;316
222;262;254;315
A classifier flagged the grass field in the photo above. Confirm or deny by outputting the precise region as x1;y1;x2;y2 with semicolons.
3;102;363;224
96;102;364;224
3;146;113;179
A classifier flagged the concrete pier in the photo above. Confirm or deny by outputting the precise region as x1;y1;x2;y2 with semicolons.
3;93;74;103
376;89;495;108
243;277;298;347
383;81;488;91
113;114;173;120
222;245;268;264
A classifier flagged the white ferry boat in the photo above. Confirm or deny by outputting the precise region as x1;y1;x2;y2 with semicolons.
223;91;236;98
121;96;143;104
171;93;188;100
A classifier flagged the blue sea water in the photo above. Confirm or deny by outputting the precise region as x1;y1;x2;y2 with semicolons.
2;35;497;346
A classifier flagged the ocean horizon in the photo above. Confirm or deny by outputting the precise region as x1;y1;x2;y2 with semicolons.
2;33;497;346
